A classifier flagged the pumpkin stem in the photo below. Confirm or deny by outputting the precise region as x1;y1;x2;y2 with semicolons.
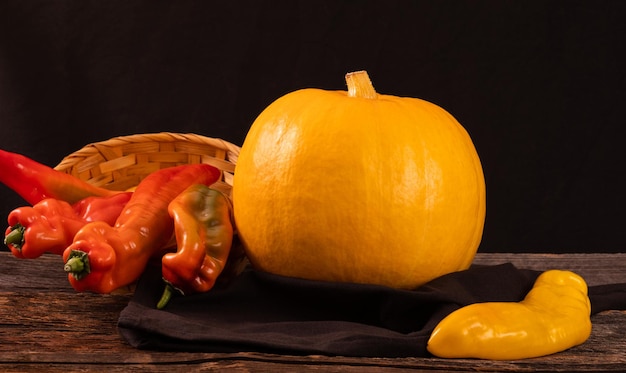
345;71;378;99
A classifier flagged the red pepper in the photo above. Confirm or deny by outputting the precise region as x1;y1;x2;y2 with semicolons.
62;164;221;294
157;185;234;309
0;148;120;205
4;192;133;259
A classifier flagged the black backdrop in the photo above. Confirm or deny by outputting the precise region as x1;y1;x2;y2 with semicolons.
1;0;625;253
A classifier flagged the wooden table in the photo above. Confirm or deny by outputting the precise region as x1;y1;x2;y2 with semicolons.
0;252;624;372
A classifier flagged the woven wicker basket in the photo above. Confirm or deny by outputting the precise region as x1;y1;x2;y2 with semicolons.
53;132;240;197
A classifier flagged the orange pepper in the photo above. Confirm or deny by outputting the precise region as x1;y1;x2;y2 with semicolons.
0;148;120;205
63;164;221;294
157;185;234;309
4;192;132;259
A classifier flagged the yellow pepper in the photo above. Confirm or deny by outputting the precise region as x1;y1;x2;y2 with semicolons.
427;269;592;360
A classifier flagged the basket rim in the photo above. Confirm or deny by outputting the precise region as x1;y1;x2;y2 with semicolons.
52;132;241;193
55;132;240;168
56;132;240;162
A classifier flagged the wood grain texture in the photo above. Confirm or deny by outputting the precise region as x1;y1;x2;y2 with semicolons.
0;252;624;372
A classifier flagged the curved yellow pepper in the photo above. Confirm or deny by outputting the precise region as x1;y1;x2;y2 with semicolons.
427;270;592;360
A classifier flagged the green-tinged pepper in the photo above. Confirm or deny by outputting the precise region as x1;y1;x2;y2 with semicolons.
157;184;234;309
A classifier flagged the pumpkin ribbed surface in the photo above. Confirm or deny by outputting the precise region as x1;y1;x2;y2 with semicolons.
233;71;486;289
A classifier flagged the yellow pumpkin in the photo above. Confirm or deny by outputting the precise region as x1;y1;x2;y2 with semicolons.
233;71;486;289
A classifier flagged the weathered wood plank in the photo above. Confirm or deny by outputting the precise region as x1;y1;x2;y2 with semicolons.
472;252;626;285
0;253;625;371
0;308;625;373
2;252;625;290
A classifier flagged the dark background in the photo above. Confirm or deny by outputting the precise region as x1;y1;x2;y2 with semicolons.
1;0;624;253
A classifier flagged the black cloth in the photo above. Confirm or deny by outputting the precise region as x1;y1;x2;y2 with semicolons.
117;263;626;358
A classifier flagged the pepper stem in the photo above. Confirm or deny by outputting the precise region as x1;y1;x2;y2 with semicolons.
64;250;91;280
156;281;184;310
4;224;25;249
64;257;84;273
156;284;174;310
345;70;378;99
